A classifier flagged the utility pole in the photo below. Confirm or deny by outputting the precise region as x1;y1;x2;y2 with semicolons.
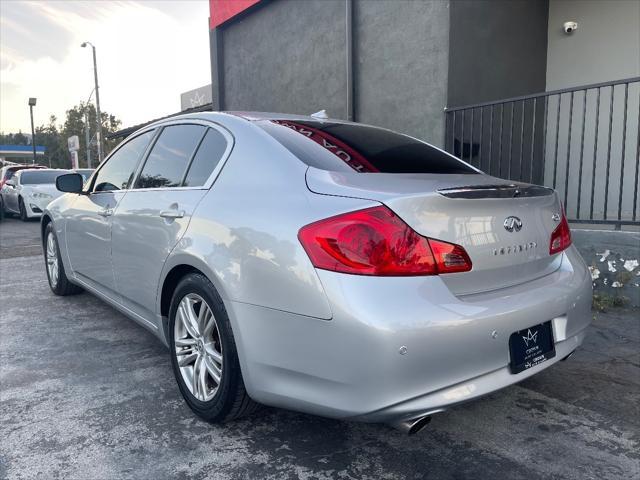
85;112;92;168
81;42;103;162
28;97;37;164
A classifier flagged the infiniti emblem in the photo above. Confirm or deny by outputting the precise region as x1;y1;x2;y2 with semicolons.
503;216;523;232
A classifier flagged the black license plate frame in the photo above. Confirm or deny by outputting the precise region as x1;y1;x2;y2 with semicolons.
509;321;556;374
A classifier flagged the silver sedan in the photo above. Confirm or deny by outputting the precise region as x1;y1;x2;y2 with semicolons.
42;112;591;434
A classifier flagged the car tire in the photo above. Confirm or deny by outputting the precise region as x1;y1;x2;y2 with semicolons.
0;197;4;222
169;273;259;423
44;223;83;296
18;197;28;221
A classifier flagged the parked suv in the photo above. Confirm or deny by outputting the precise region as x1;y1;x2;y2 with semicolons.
42;112;591;433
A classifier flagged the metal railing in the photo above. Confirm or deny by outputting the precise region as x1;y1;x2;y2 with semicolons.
444;77;640;228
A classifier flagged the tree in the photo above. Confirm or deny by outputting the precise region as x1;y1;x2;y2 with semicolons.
59;103;122;169
35;116;67;168
0;131;29;146
1;104;122;169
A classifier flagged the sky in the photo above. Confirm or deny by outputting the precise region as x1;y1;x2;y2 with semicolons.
0;0;211;134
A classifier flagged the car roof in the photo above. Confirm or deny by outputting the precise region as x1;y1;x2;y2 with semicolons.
141;111;352;132
17;168;68;174
3;164;46;172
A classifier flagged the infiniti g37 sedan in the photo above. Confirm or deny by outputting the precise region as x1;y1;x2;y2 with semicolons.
42;112;591;434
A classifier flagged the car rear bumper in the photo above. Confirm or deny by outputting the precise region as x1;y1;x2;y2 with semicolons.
355;327;586;424
229;246;592;423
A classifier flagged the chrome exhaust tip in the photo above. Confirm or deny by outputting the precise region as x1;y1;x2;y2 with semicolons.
391;415;432;435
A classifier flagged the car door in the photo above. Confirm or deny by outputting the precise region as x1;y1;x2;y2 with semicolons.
65;130;155;295
111;122;232;321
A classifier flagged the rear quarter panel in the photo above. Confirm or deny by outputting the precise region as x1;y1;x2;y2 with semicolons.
161;116;377;324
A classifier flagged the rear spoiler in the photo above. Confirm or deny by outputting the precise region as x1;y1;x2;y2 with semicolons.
437;184;553;199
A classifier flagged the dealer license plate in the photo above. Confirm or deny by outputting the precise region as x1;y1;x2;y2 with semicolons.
509;321;556;374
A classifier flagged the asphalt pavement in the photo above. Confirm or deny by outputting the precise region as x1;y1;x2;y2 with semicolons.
0;217;638;480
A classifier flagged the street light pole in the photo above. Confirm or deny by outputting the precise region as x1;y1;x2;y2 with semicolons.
81;41;103;163
28;97;37;165
85;112;92;168
84;88;95;169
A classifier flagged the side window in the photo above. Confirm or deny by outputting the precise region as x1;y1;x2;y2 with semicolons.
135;124;205;189
93;131;154;192
183;128;228;187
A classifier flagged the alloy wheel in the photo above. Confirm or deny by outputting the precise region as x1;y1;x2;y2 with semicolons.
174;293;223;402
46;232;59;288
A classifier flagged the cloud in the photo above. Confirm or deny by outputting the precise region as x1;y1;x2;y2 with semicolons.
1;0;210;134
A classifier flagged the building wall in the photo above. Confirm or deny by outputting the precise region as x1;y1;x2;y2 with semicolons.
447;0;549;108
546;0;640;90
354;0;449;145
445;0;549;184
221;0;348;119
543;0;640;222
214;0;450;146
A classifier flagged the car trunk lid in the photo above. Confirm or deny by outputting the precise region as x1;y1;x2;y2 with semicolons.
306;167;564;295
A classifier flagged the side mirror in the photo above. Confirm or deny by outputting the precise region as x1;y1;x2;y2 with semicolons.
56;173;84;193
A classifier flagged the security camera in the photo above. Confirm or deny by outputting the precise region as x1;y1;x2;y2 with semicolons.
563;21;578;34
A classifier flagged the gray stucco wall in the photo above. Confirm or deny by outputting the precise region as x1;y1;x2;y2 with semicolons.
546;0;640;90
543;0;640;222
354;0;450;146
221;0;348;118
447;0;549;108
445;0;549;185
215;0;451;146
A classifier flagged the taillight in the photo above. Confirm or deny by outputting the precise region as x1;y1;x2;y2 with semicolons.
298;206;472;276
549;210;572;255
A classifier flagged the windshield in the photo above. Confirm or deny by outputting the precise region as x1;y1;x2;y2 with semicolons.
3;166;39;180
256;120;477;174
20;170;66;185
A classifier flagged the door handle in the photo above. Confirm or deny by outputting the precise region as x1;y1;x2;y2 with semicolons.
98;207;113;217
159;209;185;219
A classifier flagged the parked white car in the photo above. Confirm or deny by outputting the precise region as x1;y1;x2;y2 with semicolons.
0;169;69;220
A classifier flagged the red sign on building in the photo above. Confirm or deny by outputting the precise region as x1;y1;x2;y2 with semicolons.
209;0;261;29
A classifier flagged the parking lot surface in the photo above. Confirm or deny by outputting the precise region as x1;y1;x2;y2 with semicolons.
1;217;638;480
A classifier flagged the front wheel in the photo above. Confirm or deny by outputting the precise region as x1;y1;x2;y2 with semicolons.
44;223;82;296
169;273;258;423
18;197;28;221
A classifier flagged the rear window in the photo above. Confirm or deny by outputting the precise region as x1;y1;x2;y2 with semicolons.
4;166;38;180
135;124;205;189
183;128;228;187
256;120;476;174
20;170;66;184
